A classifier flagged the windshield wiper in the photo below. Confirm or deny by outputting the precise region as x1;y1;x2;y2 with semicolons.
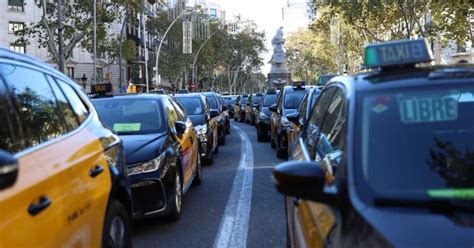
373;195;474;213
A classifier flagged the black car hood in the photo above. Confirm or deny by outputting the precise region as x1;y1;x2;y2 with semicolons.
120;133;167;166
362;206;474;247
189;115;205;126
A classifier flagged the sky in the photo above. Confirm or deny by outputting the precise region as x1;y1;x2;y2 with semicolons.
214;0;311;75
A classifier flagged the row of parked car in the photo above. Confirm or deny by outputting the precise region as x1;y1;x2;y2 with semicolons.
0;48;234;247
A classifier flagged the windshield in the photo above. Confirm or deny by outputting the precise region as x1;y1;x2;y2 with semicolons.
175;97;203;115
263;94;277;107
240;97;248;105
93;98;164;134
284;91;306;109
356;86;474;200
253;96;262;104
206;96;218;109
225;98;235;105
310;90;321;107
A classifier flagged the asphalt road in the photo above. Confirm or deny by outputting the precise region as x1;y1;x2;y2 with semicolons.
132;120;287;247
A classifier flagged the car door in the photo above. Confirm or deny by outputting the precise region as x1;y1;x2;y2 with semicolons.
289;86;346;248
234;95;241;119
271;90;283;142
0;65;110;247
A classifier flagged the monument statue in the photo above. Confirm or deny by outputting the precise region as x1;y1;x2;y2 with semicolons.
268;27;291;88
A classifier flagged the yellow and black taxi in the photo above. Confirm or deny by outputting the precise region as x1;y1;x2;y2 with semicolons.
203;92;229;145
217;94;231;134
286;87;322;157
273;39;474;247
0;48;133;247
270;82;312;159
255;89;278;142
223;95;237;118
245;93;263;125
92;94;201;221
174;93;219;165
234;94;248;122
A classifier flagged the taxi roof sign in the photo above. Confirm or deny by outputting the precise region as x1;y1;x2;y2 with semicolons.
364;39;432;68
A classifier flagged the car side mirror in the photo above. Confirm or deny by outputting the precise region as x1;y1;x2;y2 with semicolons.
286;112;300;125
222;105;230;111
0;150;18;190
210;110;219;118
175;121;187;137
272;161;338;205
269;104;278;112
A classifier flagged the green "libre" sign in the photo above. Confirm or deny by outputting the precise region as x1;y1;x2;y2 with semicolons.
113;123;141;132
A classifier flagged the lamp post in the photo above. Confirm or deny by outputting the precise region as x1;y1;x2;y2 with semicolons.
155;8;192;88
192;28;221;88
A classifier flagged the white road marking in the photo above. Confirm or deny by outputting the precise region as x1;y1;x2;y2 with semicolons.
214;125;254;248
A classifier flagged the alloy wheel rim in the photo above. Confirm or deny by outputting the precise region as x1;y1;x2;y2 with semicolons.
109;216;125;248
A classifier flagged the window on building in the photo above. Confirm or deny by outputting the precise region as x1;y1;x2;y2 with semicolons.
9;43;25;54
66;67;75;79
8;22;24;33
8;0;24;12
209;8;217;19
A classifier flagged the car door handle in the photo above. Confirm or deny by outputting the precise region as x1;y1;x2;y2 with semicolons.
28;196;52;216
89;165;104;178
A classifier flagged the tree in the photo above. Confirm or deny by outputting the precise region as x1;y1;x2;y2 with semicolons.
16;0;141;71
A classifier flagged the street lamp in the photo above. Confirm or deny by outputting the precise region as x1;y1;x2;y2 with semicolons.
81;74;88;91
154;7;194;89
192;26;223;88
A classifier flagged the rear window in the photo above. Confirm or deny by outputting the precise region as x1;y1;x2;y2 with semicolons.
253;95;262;104
93;98;164;134
284;91;306;109
240;97;248;105
263;94;277;107
175;97;204;115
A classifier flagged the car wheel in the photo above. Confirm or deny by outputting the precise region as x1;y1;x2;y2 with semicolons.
257;131;264;142
214;144;219;154
192;155;202;186
102;200;132;248
165;170;182;221
234;117;238;121
271;136;276;149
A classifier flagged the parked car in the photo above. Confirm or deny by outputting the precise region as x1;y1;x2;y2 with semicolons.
245;93;263;125
234;94;248;122
270;83;312;159
286;87;322;157
274;39;474;247
174;93;219;165
93;94;202;221
217;94;231;134
255;89;278;142
202;92;229;145
0;48;133;247
223;95;237;118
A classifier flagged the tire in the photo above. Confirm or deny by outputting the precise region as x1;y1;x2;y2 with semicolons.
234;117;238;121
165;169;182;222
257;132;264;142
192;155;202;186
271;137;276;149
204;148;214;165
102;200;132;248
218;134;226;145
214;144;219;154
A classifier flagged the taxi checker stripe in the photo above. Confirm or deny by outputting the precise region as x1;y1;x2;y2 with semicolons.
214;125;254;248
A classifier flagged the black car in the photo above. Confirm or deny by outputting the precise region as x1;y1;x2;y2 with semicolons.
202;92;229;145
93;94;202;221
273;39;474;247
217;94;231;134
234;94;248;122
174;93;219;165
224;95;237;118
256;90;278;141
270;83;312;159
245;93;263;125
286;87;322;156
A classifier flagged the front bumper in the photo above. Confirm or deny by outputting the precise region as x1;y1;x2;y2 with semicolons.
257;120;271;137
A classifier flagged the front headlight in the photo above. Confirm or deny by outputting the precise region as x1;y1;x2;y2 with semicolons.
128;152;165;175
194;124;207;135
